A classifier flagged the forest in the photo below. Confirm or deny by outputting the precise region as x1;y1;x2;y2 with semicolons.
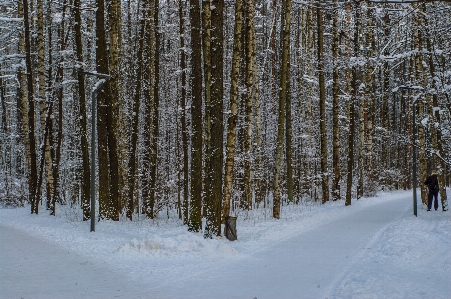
0;0;450;237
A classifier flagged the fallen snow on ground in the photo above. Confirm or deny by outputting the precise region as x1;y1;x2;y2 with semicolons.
1;190;450;298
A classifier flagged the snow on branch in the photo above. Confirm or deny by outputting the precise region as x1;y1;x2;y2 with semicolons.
0;17;23;22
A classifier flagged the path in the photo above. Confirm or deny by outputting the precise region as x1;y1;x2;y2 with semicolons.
153;196;409;299
0;225;147;299
1;196;410;299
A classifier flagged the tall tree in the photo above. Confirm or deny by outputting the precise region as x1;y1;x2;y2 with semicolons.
188;0;203;232
23;0;38;214
73;0;90;220
96;0;112;219
148;0;161;218
274;0;291;219
179;0;189;224
222;0;243;222
126;7;147;220
243;0;257;209
332;0;340;201
204;0;224;237
317;4;329;204
36;0;55;210
141;0;154;216
345;1;360;206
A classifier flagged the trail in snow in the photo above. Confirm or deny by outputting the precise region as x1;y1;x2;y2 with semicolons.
1;191;449;299
151;193;409;299
0;225;147;299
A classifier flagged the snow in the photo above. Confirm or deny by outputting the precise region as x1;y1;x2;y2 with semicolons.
0;17;23;22
1;190;450;298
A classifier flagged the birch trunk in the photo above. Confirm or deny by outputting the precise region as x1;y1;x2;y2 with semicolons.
17;0;32;204
244;0;256;209
222;0;243;223
37;0;54;207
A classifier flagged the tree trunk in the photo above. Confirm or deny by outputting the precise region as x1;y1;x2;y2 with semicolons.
243;0;256;209
204;0;224;237
188;0;203;232
202;0;211;215
317;5;329;204
141;0;153;216
23;0;38;214
127;13;146;220
96;0;111;219
346;1;360;206
73;0;90;220
414;9;428;205
37;0;55;209
222;0;243;223
179;0;189;225
108;0;124;217
273;0;291;219
331;0;340;201
148;0;160;218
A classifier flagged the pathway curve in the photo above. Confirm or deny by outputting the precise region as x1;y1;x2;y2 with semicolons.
154;196;409;299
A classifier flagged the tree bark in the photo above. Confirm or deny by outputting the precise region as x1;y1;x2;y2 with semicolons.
274;0;291;219
243;0;256;209
346;1;360;206
96;0;111;219
332;0;340;201
204;0;224;237
73;0;90;220
317;5;329;204
179;0;189;224
222;0;243;223
127;12;146;220
188;0;203;232
23;0;38;214
148;0;160;218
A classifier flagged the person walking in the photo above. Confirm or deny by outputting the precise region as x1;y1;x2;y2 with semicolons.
424;171;439;211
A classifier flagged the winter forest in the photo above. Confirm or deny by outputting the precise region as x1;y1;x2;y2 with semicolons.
0;0;450;238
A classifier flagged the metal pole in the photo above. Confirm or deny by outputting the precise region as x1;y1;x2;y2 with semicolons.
76;68;110;232
398;85;424;217
412;101;417;217
89;79;108;232
90;88;97;232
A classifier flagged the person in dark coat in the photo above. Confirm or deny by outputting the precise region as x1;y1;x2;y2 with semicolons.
424;171;439;211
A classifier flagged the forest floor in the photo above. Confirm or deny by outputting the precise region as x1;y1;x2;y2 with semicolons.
0;190;450;299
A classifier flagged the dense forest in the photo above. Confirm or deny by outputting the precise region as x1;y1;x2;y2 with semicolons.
0;0;450;236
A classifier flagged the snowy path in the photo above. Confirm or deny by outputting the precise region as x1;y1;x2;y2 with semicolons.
150;195;409;299
0;225;147;299
2;193;449;299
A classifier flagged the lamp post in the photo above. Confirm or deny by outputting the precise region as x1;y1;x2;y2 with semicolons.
397;85;424;217
76;68;110;232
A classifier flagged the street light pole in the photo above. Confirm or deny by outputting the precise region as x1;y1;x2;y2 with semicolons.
412;100;418;217
397;85;424;217
76;68;110;232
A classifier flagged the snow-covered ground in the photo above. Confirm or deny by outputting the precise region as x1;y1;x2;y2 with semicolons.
0;190;450;299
